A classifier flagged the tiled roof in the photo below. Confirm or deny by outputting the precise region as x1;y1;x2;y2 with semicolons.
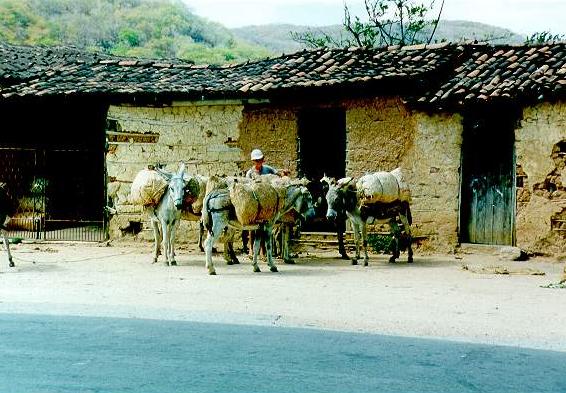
0;42;461;100
419;43;566;107
1;41;565;107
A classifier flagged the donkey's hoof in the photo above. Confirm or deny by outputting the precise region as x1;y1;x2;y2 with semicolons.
270;266;279;272
253;266;261;273
388;256;397;263
209;270;217;275
226;260;235;265
351;258;358;265
340;253;350;260
283;259;295;265
363;260;369;267
9;260;14;268
408;256;414;263
232;259;240;265
170;260;177;266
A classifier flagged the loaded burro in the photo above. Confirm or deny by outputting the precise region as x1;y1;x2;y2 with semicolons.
129;149;414;275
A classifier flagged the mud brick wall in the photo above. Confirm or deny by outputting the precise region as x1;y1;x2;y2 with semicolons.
515;101;566;254
401;112;463;252
345;97;462;252
106;102;244;241
238;106;298;176
345;97;416;176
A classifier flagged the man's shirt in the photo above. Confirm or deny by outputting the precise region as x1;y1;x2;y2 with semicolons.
245;164;278;178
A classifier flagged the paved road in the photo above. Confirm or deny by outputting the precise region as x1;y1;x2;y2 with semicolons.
0;313;565;393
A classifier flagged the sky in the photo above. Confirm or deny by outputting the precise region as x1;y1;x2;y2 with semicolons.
183;0;566;36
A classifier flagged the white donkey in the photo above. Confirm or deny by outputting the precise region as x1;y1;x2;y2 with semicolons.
202;178;315;275
0;183;14;268
148;163;187;266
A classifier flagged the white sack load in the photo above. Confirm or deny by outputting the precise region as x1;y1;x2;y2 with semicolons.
356;168;410;204
390;167;412;203
229;180;282;225
129;168;168;206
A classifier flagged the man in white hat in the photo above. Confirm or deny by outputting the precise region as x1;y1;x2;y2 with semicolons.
243;148;287;258
245;149;279;178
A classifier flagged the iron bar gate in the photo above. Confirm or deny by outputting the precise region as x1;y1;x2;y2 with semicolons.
0;147;107;241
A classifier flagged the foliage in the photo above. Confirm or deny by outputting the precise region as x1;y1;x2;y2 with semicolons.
366;233;394;253
292;0;445;48
525;31;566;45
0;0;271;64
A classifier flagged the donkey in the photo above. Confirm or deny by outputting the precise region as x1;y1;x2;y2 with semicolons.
0;183;14;267
148;163;187;266
319;175;350;259
202;178;315;275
325;179;413;266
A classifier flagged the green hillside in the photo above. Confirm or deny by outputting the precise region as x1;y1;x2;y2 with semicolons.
0;0;271;64
0;0;527;64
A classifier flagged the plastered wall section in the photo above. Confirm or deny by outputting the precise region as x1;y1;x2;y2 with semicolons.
515;101;566;253
106;103;244;240
345;97;463;252
238;106;298;176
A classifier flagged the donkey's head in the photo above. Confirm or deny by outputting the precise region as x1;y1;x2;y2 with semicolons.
285;184;316;222
325;178;355;221
168;162;187;210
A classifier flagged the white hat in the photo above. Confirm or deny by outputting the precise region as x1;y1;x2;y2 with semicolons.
250;149;264;160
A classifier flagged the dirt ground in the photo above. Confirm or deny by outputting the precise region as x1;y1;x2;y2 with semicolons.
1;240;565;352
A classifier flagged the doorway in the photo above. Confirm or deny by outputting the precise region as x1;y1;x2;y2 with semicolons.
297;108;346;232
460;106;517;245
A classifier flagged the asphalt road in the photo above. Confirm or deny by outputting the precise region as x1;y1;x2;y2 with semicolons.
0;313;565;393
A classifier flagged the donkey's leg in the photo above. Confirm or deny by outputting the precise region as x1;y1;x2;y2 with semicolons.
252;228;263;273
161;220;171;266
337;219;349;259
361;221;369;266
2;232;14;268
204;215;224;275
151;219;161;264
399;213;413;263
350;220;361;265
283;224;295;264
407;235;414;263
265;224;278;272
198;220;205;253
388;219;400;263
226;230;240;265
169;220;179;266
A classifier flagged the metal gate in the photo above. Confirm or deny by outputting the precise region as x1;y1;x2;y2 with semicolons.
0;147;107;241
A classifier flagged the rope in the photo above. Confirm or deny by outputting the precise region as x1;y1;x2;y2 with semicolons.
7;249;138;264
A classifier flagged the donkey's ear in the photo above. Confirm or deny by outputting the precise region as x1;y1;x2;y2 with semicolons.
178;161;186;175
156;166;173;181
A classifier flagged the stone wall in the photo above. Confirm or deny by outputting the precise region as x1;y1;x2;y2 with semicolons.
105;97;464;253
345;97;416;176
515;101;566;255
106;102;244;241
344;97;462;251
401;112;463;252
238;106;298;176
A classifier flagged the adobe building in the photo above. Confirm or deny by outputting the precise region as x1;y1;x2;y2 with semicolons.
1;42;564;255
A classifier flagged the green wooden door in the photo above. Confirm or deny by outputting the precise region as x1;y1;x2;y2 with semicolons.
461;110;516;245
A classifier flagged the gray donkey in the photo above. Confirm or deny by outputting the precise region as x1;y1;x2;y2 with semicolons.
0;183;14;267
148;163;187;266
202;178;316;275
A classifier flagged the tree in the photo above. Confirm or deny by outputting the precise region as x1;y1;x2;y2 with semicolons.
291;0;444;48
525;31;565;45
